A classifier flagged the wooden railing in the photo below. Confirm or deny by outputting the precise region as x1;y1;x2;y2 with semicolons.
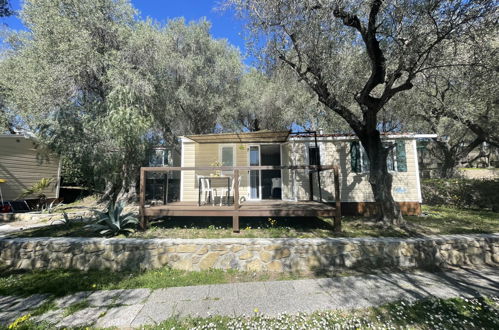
139;165;341;232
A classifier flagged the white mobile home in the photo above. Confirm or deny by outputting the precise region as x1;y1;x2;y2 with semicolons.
176;131;429;215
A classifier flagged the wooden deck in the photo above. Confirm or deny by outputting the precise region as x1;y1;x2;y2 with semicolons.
143;200;337;218
139;165;342;233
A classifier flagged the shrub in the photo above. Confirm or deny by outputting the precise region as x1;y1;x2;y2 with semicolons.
422;178;499;212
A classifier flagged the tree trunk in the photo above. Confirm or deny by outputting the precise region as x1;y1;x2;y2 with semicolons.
360;132;403;225
98;180;118;204
116;177;138;204
440;153;458;178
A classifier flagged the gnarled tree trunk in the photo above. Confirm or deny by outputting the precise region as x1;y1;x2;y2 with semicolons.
360;131;403;225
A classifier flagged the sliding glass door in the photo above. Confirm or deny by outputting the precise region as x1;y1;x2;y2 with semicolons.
248;144;282;200
249;146;260;200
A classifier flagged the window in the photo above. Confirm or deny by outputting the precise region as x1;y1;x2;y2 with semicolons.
395;140;407;172
220;145;235;175
350;141;369;173
385;143;395;172
149;149;169;167
308;146;321;166
350;140;407;173
221;146;234;166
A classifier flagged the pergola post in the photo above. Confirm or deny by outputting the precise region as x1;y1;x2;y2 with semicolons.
139;167;147;230
233;169;240;233
333;166;342;232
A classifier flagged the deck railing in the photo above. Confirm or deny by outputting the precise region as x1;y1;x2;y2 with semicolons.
139;165;341;232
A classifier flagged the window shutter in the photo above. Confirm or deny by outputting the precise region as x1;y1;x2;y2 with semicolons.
396;141;407;172
350;141;361;173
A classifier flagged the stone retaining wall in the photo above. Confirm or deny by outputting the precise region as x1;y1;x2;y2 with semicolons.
0;234;497;273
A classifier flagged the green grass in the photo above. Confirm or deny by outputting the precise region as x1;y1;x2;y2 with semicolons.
407;205;499;235
8;205;498;239
11;296;496;330
131;296;499;330
0;267;303;298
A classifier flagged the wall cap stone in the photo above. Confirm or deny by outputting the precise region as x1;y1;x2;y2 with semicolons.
1;233;498;246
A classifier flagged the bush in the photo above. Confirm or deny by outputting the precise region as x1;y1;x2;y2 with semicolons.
422;178;499;212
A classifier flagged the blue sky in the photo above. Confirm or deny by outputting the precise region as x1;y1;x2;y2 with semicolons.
1;0;250;62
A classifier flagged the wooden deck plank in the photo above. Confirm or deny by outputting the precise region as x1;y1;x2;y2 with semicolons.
143;200;336;218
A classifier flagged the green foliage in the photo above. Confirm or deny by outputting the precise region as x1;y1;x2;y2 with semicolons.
18;177;53;199
0;1;247;201
85;201;138;236
422;178;499;212
0;0;14;17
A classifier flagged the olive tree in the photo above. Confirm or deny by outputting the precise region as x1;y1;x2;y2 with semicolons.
228;0;496;224
396;27;498;177
128;18;244;143
0;0;150;201
0;1;248;201
0;0;13;17
229;68;324;132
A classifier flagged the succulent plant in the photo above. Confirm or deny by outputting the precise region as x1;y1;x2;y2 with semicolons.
85;201;138;236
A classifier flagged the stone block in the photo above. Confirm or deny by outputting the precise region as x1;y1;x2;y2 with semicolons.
55;291;92;308
238;251;253;260
87;289;125;306
196;246;208;255
267;260;283;272
259;251;272;263
231;245;244;253
114;289;151;305
57;307;107;328
274;248;291;259
210;244;228;251
96;304;143;328
199;252;221;270
172;258;193;271
177;245;198;253
246;259;263;272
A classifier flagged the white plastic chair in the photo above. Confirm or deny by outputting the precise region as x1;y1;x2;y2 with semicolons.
218;176;241;206
271;177;281;198
200;177;216;205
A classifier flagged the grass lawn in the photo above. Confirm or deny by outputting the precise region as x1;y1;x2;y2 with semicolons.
5;296;499;329
148;296;499;330
7;205;498;239
0;267;304;297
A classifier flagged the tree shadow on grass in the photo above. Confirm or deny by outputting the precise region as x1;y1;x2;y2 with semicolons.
0;268;132;297
5;222;95;238
149;216;335;232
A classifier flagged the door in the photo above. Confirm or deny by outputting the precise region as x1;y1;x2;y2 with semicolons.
249;146;260;200
260;144;282;199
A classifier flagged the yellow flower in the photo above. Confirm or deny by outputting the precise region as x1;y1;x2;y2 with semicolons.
92;284;97;288
254;308;259;314
8;313;31;329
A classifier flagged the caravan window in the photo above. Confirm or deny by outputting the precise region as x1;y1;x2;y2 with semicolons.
149;149;169;167
308;146;321;166
350;140;407;173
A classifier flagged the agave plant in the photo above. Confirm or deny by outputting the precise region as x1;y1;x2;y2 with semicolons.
85;201;138;236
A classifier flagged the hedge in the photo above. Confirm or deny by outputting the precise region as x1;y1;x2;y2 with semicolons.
421;178;499;212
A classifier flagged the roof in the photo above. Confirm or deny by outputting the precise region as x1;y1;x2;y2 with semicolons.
184;130;291;144
182;131;437;144
0;134;31;139
289;132;437;141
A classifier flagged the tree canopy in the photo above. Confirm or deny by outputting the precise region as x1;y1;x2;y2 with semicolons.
228;0;497;223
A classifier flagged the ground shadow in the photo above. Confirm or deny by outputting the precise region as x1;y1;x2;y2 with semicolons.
148;216;335;232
